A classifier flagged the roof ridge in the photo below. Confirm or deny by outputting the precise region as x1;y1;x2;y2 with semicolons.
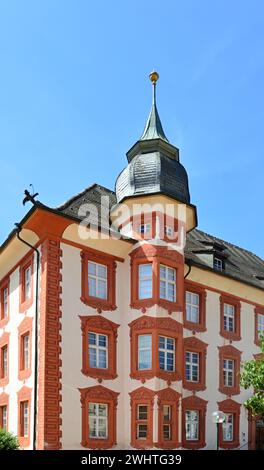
56;183;115;211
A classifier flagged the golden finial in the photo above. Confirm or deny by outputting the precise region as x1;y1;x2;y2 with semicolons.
149;70;159;84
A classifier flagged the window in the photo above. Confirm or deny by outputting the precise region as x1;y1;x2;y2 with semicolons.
89;333;108;369
220;296;241;340
158;336;175;372
0;405;7;430
218;345;241;395
138;264;152;299
19;256;34;313
81;249;118;312
162;405;171;440
80;315;119;380
0;282;9;323
218;399;241;449
160;265;176;302
181;396;207;449
89;403;108;439
185;410;199;441
18;317;33;381
79;385;119;449
214;257;223;271
139;223;151;235
130;245;184;313
185;351;199;382
130;387;155;448
223;413;233;441
186;291;199;323
20;401;29;437
138;334;152;370
223;359;234;387
256;311;264;343
165;226;174;238
157;388;180;449
21;334;30;370
129;316;183;381
184;282;206;332
1;346;8;379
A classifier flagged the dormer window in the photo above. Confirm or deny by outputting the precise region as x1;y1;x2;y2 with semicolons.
214;257;224;272
139;224;151;235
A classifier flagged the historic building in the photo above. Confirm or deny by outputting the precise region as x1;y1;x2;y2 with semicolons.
0;72;264;450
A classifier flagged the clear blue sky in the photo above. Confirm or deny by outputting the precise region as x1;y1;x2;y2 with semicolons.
0;1;264;257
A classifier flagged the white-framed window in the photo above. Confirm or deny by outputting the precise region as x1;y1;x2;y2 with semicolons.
3;287;8;318
1;345;8;378
88;332;108;369
139;223;151;235
25;266;32;300
88;403;108;439
160;265;176;302
257;313;264;339
138;334;152;370
185;351;199;382
0;405;7;430
223;413;234;441
224;303;235;332
185;410;199;441
21;401;29;437
158;336;175;371
223;359;234;387
185;291;200;323
88;261;107;300
138;264;152;299
136;405;148;439
165;225;174;238
163;404;172;441
214;257;223;271
22;334;30;370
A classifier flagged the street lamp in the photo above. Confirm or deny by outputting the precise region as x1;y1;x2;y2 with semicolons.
212;411;226;450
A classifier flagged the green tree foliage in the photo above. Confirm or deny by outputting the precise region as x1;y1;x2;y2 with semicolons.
0;428;19;450
240;335;264;416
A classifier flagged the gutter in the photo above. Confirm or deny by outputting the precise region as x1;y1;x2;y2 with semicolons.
15;223;40;450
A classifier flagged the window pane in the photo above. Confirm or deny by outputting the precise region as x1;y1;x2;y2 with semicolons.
163;424;171;440
163;405;171;421
98;404;107;416
98;349;107;369
88;277;96;296
98;335;107;347
138;405;148;420
139;280;152;299
88;262;96;275
138;335;151;348
98;264;107;279
137;424;148;439
138;350;151;370
89;348;97;368
88;333;96;345
139;264;152;277
98;279;107;299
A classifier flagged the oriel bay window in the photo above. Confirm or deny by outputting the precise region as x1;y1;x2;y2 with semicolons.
183;337;207;391
184;282;206;332
182;396;207;449
129;316;182;381
81;249;120;312
220;295;241;340
79;385;119;449
218;399;241;449
130;245;184;312
80;315;119;380
218;345;241;395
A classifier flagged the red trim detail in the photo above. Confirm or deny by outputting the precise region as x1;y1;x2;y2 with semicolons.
81;249;117;312
184;281;207;332
130;245;184;313
219;294;241;341
17;386;32;449
79;385;119;449
19;255;34;313
79;315;119;380
130;387;155;449
183;336;208;391
0;332;9;387
218;345;241;395
0;392;9;430
18;316;33;381
181;395;208;449
218;398;241;449
129;315;183;382
157;388;181;449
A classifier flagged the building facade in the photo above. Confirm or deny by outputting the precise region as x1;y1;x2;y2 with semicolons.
0;72;264;450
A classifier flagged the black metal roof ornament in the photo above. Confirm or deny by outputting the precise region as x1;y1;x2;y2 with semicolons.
23;184;39;206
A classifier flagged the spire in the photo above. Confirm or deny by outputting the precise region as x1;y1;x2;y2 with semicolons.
140;71;169;142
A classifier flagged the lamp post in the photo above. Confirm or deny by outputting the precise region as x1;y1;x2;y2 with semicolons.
212;411;226;450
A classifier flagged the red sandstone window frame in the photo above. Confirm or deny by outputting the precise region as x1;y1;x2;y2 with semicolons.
80;249;118;313
18;316;33;381
0;392;9;431
218;345;241;395
0;277;10;327
218;399;241;449
184;281;207;332
254;307;264;346
183;337;208;391
130;245;184;313
79;385;119;449
129;315;183;382
181;395;207;449
157;388;181;449
0;332;9;387
79;315;119;380
219;295;241;341
19;255;34;313
17;386;31;449
130;387;155;449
